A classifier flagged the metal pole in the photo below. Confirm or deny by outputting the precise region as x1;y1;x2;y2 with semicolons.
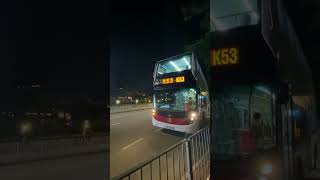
185;141;193;180
16;142;20;158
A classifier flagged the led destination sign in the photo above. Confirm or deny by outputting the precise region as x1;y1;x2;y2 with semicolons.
160;76;185;84
211;48;239;66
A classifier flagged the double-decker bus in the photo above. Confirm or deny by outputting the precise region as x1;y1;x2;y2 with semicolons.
209;0;318;179
152;52;210;134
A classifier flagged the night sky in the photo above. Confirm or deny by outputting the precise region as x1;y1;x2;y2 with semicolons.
111;1;204;92
0;0;108;105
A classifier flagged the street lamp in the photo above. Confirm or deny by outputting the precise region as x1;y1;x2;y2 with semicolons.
19;121;32;145
116;100;120;107
135;99;139;104
82;120;91;143
20;122;32;136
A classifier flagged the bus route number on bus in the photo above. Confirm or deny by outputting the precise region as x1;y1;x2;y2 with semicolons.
211;48;239;66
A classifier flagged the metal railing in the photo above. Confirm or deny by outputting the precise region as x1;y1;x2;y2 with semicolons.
112;128;210;180
0;135;107;164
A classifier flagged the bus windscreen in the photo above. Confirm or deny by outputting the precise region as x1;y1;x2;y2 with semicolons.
154;88;197;112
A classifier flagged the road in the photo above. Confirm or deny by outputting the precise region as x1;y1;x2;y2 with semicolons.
110;109;187;178
0;152;107;180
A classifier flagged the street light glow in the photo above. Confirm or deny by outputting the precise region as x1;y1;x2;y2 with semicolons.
20;122;32;136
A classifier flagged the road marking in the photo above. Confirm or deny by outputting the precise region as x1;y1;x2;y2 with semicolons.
122;138;144;151
111;123;121;126
153;128;163;133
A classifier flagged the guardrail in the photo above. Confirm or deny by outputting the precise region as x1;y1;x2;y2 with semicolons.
111;128;210;180
0;135;108;165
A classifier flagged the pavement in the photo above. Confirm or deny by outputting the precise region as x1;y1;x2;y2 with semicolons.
0;152;108;180
304;168;320;180
110;109;188;178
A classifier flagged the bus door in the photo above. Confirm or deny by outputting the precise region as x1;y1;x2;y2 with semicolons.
211;85;275;157
211;83;290;179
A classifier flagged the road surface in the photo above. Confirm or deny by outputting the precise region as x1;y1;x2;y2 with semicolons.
0;152;107;180
110;109;188;178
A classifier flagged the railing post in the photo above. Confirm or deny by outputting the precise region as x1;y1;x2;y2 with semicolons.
185;140;193;180
16;142;20;158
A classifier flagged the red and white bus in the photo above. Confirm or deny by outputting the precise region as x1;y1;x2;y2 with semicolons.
152;52;210;134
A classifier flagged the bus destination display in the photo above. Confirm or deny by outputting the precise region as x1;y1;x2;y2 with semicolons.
160;76;185;84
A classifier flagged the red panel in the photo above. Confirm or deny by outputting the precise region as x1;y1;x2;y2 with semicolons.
239;129;256;154
153;114;190;125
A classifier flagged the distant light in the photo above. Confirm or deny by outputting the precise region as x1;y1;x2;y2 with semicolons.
83;120;91;129
169;61;181;71
116;100;120;105
135;99;139;104
31;84;40;88
20;122;32;135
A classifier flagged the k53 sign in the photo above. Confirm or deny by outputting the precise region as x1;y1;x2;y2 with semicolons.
211;48;239;66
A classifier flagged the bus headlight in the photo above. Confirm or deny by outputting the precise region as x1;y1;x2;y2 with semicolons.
261;163;273;175
190;112;197;121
